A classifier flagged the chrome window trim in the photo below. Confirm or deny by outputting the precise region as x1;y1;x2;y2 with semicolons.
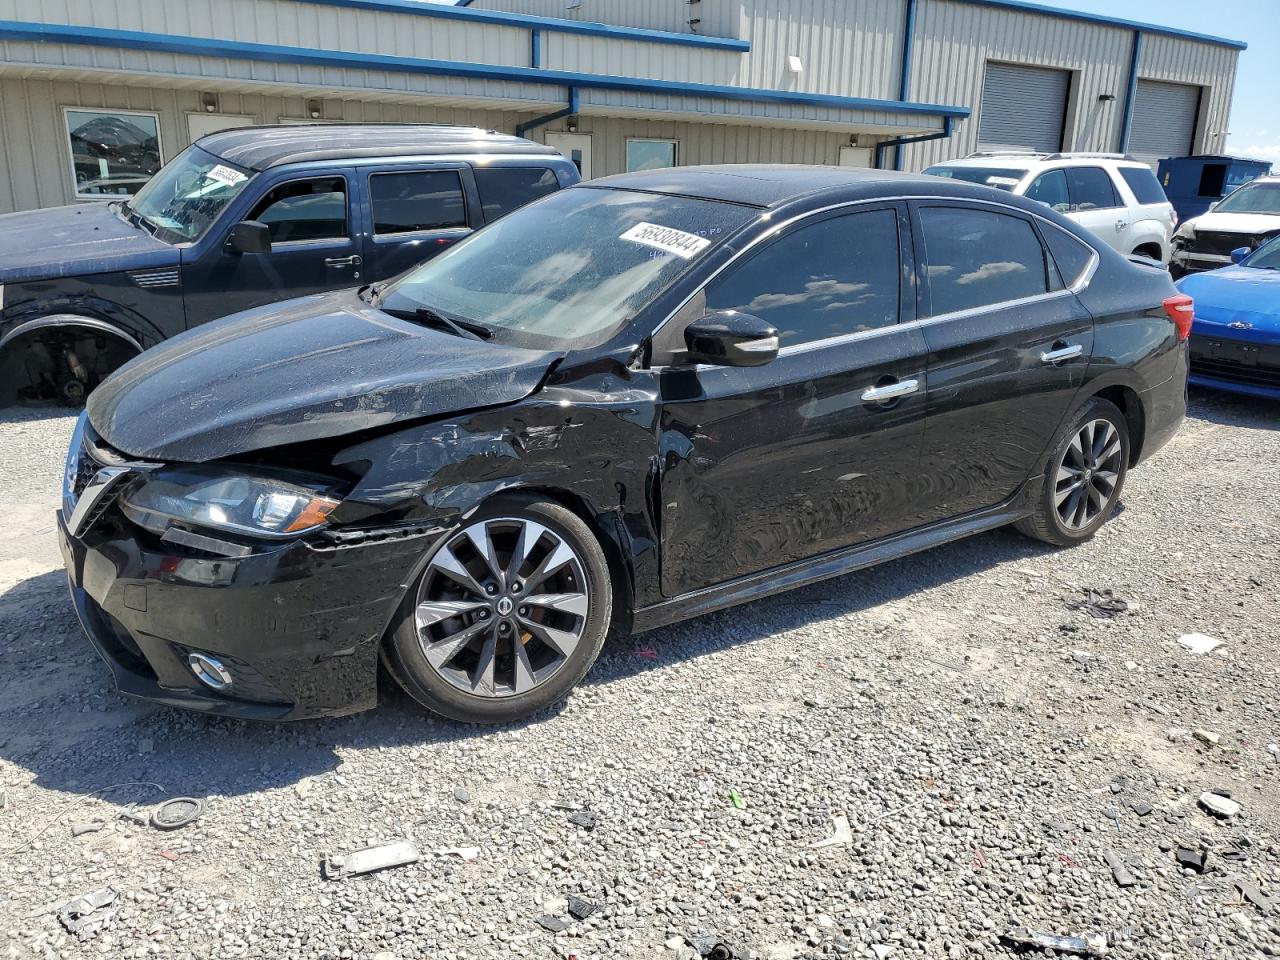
650;194;1101;366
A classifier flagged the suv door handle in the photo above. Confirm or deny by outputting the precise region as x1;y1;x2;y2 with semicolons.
1040;344;1084;364
861;379;919;402
324;255;362;267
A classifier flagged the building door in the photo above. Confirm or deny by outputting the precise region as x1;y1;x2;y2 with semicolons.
545;132;592;179
186;113;255;143
1129;80;1201;168
978;63;1070;153
838;146;872;167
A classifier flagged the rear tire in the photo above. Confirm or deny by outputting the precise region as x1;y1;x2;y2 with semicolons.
1014;397;1130;547
383;495;612;724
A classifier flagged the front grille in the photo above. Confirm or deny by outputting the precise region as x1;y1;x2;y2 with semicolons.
1189;334;1280;388
65;428;136;533
1189;230;1280;257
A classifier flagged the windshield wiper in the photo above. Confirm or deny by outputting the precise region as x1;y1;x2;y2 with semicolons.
382;305;493;342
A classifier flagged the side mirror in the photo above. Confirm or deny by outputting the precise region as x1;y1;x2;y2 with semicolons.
225;219;272;255
682;310;779;367
1230;246;1251;265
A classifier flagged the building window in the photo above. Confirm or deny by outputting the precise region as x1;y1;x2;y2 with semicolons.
626;138;678;172
64;108;162;199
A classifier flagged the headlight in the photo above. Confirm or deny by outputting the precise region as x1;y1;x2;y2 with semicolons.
121;465;341;539
1175;221;1196;239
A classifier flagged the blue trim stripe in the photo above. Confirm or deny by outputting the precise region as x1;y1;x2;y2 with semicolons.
957;0;1246;50
289;0;751;52
1119;31;1143;152
0;21;971;119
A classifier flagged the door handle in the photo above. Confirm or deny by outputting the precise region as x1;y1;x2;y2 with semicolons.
324;255;362;267
861;378;919;402
1040;344;1084;364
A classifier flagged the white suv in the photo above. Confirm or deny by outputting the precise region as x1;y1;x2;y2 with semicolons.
924;152;1177;263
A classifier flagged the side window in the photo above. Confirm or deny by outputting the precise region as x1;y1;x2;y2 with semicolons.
1066;167;1120;211
1042;224;1096;288
370;170;467;235
249;177;347;243
473;167;559;221
704;209;901;348
1025;170;1070;212
919;206;1049;316
1119;166;1169;205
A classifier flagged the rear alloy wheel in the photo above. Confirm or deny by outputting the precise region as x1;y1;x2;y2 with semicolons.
383;497;612;723
1015;397;1130;547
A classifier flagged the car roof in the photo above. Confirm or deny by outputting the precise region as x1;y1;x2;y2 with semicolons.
930;153;1152;172
195;123;563;171
587;164;942;208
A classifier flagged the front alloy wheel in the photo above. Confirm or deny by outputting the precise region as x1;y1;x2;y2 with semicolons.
384;497;612;723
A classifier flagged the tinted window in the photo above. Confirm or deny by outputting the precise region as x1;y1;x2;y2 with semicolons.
371;170;467;234
473;167;558;221
924;165;1027;191
705;209;901;347
250;177;347;243
1042;225;1095;287
919;206;1049;316
1066;167;1120;210
1025;170;1070;211
1215;181;1280;214
1119;167;1168;205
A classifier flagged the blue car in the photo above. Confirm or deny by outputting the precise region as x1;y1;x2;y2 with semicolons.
1178;236;1280;400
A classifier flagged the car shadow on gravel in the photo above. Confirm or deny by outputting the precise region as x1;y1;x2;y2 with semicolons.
1188;387;1280;429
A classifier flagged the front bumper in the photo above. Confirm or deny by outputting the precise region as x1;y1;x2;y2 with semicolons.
1171;249;1230;274
57;509;438;720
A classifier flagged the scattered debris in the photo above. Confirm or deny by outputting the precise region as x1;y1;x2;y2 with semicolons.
157;849;179;862
1166;727;1192;743
70;821;105;838
872;945;895;959
687;934;740;959
1192;729;1221;746
633;646;660;661
729;789;746;810
151;797;206;831
567;809;597;831
1175;845;1209;873
1235;878;1276;915
453;787;471;804
1102;849;1136;888
433;846;480;862
537;914;570;933
59;888;118;938
1103;808;1122;831
323;840;421;879
1132;801;1153;817
1177;633;1223;654
119;804;150;826
1000;928;1107;956
0;788;6;810
1199;792;1241;819
567;895;598;920
808;813;852;849
1065;588;1129;619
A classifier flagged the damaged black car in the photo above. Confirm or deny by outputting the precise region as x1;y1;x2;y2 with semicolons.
58;166;1189;723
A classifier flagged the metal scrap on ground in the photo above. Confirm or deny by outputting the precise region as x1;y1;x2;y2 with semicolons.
323;840;421;879
1064;588;1129;619
1178;632;1224;654
58;887;118;938
1000;927;1108;956
808;813;853;849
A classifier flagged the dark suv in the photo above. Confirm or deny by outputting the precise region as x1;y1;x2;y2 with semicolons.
0;124;579;404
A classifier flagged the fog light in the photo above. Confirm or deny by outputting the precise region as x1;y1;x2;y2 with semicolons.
188;652;232;690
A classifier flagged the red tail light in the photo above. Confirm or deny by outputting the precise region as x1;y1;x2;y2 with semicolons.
1163;294;1194;341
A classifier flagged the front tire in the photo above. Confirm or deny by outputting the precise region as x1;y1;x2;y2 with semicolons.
383;495;612;724
1014;397;1130;547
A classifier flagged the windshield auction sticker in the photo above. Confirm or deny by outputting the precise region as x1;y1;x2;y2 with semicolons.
620;222;712;259
205;164;248;186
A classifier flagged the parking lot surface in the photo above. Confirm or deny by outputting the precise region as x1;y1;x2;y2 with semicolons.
1;392;1277;960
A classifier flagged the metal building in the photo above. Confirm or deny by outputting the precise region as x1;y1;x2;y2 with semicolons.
0;0;1243;214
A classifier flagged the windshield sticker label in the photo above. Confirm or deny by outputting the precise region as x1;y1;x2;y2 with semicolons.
620;222;712;259
985;175;1021;187
206;164;248;186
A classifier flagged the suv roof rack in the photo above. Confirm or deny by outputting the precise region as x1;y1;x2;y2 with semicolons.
965;150;1046;158
1042;152;1139;162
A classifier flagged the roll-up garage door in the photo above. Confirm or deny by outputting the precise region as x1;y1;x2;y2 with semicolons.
1129;80;1200;168
978;63;1070;153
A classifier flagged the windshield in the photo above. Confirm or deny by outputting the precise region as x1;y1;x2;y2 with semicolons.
380;187;754;349
924;165;1028;191
1215;181;1280;215
129;145;254;243
1243;235;1280;270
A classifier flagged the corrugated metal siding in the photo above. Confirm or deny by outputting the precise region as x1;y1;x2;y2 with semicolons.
1129;79;1199;167
977;62;1069;152
465;0;732;36
1138;33;1237;157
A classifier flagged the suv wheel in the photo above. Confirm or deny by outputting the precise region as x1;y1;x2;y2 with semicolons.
383;495;612;723
1015;397;1130;547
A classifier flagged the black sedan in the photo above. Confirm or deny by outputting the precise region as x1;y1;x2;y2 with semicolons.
59;166;1190;724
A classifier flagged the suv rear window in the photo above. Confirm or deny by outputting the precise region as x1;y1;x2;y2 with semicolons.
474;167;560;221
1066;167;1120;211
1119;167;1168;205
370;170;467;235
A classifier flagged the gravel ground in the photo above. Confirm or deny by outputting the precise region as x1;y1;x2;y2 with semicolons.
0;390;1277;960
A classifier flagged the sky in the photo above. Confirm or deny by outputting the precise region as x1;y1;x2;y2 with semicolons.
427;0;1275;164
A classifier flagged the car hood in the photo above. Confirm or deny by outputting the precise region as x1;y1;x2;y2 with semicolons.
0;202;177;283
88;291;563;462
1185;211;1280;236
1178;266;1280;343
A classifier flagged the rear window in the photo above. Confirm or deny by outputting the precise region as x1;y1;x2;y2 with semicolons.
474;167;560;221
919;206;1050;316
370;170;467;235
924;166;1027;191
1119;167;1168;205
1066;167;1121;210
